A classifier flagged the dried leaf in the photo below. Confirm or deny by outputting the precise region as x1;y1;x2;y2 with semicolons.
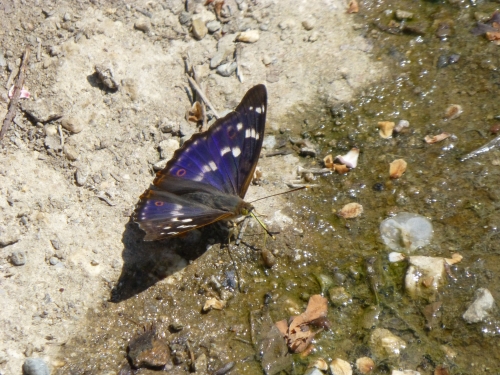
187;101;203;122
443;104;463;120
486;31;500;40
338;203;363;219
347;0;359;13
203;298;226;312
389;159;407;179
356;357;375;374
330;358;353;375
335;147;359;168
333;164;350;174
286;295;328;353
445;253;463;265
324;154;334;169
378;121;395;138
424;132;451;144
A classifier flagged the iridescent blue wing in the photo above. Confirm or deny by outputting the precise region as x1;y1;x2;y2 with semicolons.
154;84;267;198
134;85;267;241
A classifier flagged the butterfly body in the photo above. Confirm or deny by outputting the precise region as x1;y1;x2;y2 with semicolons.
134;85;267;241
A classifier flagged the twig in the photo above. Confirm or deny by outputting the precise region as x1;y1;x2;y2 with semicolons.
58;124;64;153
1;46;31;141
186;74;220;119
460;134;500;161
235;43;244;83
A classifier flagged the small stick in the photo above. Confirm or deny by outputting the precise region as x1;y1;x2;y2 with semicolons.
460;134;500;161
58;124;64;152
1;46;30;141
186;74;220;119
235;43;244;83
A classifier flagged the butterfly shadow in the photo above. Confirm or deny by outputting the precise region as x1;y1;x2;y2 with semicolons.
110;219;230;302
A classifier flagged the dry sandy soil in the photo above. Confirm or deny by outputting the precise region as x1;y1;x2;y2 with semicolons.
0;0;385;373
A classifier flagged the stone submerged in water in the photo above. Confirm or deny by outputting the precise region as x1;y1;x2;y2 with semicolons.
380;212;433;252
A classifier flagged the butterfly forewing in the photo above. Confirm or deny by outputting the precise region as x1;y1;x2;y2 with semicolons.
154;85;267;196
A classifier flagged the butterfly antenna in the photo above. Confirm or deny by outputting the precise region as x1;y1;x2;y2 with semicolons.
248;186;307;204
250;212;276;240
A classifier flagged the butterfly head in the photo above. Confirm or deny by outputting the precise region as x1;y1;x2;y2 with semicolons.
237;201;254;217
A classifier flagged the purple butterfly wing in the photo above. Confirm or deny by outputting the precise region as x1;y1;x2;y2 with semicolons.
135;187;233;240
134;85;267;241
154;84;267;197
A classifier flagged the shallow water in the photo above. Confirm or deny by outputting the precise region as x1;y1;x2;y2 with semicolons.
56;1;500;374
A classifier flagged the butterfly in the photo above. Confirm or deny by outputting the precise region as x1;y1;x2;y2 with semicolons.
134;84;267;241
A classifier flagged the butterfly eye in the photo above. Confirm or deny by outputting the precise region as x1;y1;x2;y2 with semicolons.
241;208;249;215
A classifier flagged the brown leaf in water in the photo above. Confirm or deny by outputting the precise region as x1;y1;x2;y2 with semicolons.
338;203;363;219
347;0;359;13
424;132;451;144
389;159;407;179
286;295;328;353
333;164;350;174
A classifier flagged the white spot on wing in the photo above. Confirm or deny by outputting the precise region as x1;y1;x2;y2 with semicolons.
249;106;254;110
193;174;203;181
221;146;231;156
181;218;193;222
245;129;251;138
237;122;243;131
178;224;196;229
163;226;171;230
167;232;179;235
255;107;262;114
256;133;260;140
208;161;217;171
201;164;211;173
251;128;256;138
232;146;241;157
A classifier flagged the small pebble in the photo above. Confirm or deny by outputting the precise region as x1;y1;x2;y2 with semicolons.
302;17;316;30
11;251;27;266
308;31;319;42
22;357;50;375
395;10;414;20
206;20;221;33
49;257;60;265
178;11;192;25
210;50;228;69
490;124;500;134
91;259;99;266
236;30;260;43
63;12;72;21
44;124;58;136
95;63;119;90
261;248;276;268
0;226;21;247
61;117;84;134
444;104;463;120
75;168;88;186
63;144;79;160
192;17;208;40
134;19;151;33
217;62;237;77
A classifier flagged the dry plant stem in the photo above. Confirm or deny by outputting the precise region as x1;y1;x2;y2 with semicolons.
460;134;500;161
186;74;220;119
236;43;244;83
1;46;31;141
